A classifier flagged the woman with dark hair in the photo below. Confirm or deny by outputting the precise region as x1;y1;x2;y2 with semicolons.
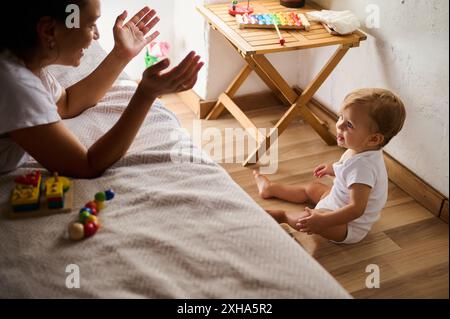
0;0;203;178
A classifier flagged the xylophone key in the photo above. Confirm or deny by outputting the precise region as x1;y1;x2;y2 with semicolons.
242;13;249;24
298;13;310;30
256;14;265;25
236;11;310;30
291;12;301;27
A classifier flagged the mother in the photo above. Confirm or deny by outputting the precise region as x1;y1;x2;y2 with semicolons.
0;0;203;178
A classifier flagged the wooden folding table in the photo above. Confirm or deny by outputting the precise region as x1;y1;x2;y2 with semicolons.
197;0;366;166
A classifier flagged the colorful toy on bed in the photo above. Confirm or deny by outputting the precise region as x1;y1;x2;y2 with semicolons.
68;189;116;241
45;173;71;209
10;171;43;212
9;171;73;218
236;12;311;31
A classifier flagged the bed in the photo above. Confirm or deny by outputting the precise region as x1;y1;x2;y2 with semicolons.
0;42;350;298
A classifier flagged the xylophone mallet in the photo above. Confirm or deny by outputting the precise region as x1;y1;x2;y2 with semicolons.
273;22;285;46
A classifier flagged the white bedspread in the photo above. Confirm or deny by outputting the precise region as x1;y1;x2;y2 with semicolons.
0;42;349;298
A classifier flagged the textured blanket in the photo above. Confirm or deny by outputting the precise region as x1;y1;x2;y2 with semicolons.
0;42;349;298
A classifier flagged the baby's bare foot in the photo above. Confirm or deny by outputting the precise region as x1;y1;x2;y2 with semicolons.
266;209;312;232
254;170;272;199
286;210;312;230
266;209;288;224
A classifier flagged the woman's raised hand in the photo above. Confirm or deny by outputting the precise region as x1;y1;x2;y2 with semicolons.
137;51;204;100
113;7;160;61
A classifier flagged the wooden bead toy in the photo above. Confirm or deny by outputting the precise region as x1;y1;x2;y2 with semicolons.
105;189;115;201
95;200;105;211
90;219;100;230
68;222;85;241
89;207;98;216
67;189;115;241
85;214;98;225
84;222;98;238
85;201;98;212
95;191;106;202
79;209;92;223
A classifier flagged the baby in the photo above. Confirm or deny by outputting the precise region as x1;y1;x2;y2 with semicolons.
254;88;406;244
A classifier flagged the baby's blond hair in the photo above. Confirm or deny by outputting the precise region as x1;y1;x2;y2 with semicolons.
342;88;406;146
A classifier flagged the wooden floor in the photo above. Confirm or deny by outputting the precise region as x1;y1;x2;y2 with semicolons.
161;94;449;299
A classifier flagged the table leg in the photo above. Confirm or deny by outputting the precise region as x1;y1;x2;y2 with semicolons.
214;93;260;142
206;64;253;120
244;44;352;166
247;55;298;106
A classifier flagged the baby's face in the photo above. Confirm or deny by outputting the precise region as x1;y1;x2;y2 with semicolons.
336;104;381;152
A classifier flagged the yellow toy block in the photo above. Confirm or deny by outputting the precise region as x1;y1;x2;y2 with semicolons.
11;185;40;206
45;175;71;193
46;181;63;200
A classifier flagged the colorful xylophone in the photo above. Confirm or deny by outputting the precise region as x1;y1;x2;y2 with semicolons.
236;12;311;30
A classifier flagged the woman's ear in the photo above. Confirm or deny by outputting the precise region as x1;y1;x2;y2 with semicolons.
36;16;57;50
368;133;384;147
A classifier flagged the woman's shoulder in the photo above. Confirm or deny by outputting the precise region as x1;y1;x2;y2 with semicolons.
0;53;61;132
0;55;53;102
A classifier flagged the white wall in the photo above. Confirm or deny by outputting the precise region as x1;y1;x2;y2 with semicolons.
96;0;175;80
172;0;210;98
296;0;449;197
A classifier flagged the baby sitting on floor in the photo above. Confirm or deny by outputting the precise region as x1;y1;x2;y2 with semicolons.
254;88;406;244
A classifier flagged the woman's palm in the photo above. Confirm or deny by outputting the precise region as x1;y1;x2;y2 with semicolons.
114;24;146;58
113;7;160;60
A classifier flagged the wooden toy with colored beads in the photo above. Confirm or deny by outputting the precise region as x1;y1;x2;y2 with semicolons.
10;171;42;212
236;12;311;31
8;171;73;218
45;173;71;209
68;189;116;241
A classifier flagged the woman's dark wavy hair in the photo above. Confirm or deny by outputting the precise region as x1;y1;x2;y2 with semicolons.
1;0;87;57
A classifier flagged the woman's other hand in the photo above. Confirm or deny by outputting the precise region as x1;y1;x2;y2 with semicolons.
137;51;204;100
112;7;160;61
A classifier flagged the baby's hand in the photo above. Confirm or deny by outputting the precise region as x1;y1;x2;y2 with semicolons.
313;163;333;178
296;207;324;235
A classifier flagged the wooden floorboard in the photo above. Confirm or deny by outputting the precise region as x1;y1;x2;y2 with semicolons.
161;94;449;299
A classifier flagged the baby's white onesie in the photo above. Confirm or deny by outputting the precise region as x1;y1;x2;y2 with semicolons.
315;149;388;244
